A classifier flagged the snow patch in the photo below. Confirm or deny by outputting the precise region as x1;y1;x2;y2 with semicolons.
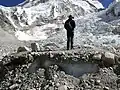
15;28;47;41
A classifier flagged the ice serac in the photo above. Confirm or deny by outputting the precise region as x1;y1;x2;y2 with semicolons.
2;0;120;51
0;6;15;33
0;0;104;41
71;1;120;50
14;0;104;26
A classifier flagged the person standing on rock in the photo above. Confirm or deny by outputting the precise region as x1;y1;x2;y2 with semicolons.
64;15;76;50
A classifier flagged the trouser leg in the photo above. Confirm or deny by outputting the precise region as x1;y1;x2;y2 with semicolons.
67;31;70;50
67;37;70;50
71;32;74;49
71;37;73;49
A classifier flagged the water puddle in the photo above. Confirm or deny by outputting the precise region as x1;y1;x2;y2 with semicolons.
28;59;99;78
59;63;99;77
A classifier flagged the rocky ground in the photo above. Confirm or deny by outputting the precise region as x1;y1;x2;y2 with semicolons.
0;64;118;90
0;45;120;90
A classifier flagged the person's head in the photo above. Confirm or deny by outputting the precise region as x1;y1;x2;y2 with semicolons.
68;15;74;19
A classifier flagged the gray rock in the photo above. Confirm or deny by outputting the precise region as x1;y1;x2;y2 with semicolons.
50;53;54;58
29;88;36;90
80;87;84;90
9;84;19;90
104;86;109;90
111;39;116;43
9;52;29;65
89;79;95;84
84;82;91;89
94;86;102;89
49;86;54;90
93;53;102;60
56;83;60;87
58;85;68;90
112;26;120;35
102;52;115;67
95;79;101;85
44;85;49;90
17;46;30;53
31;43;40;52
28;54;34;62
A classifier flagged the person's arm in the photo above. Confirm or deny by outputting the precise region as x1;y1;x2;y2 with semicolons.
64;20;68;30
71;20;76;29
64;21;67;30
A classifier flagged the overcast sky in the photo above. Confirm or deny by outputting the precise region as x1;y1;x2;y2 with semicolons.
0;0;114;8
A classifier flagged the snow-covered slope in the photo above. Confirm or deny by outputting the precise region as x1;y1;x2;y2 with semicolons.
0;0;103;41
38;1;120;50
0;8;15;33
1;0;120;51
0;0;103;27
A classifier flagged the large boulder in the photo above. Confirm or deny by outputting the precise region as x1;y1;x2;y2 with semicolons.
101;52;116;67
17;46;30;53
58;85;68;90
4;52;33;68
31;43;40;52
92;53;102;61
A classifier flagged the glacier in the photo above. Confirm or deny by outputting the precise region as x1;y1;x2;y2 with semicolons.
0;0;120;51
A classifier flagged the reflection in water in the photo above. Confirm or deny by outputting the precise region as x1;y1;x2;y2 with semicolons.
28;59;99;78
59;63;99;77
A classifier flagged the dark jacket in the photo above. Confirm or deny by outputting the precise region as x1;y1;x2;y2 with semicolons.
64;19;76;32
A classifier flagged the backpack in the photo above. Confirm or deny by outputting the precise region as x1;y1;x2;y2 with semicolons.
68;21;72;29
64;20;73;30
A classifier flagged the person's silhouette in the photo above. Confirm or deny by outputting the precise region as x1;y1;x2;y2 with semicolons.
64;15;76;50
